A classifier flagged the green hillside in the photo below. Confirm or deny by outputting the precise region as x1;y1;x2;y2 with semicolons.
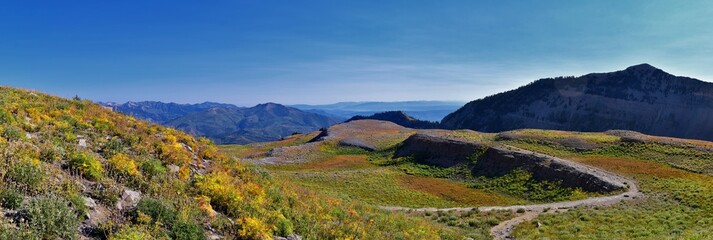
225;120;713;239
0;87;460;239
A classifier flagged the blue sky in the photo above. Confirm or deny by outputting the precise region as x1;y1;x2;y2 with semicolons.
1;1;712;105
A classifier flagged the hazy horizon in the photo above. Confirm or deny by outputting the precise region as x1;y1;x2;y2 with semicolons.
3;1;713;105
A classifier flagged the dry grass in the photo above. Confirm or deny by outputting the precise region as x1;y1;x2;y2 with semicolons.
305;155;373;170
398;175;521;206
569;156;693;179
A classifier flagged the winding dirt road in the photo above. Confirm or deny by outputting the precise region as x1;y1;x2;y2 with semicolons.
381;167;641;240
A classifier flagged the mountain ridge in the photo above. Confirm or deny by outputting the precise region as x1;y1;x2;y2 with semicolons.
442;64;713;141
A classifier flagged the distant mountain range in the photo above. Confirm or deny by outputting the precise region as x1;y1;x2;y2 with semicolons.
101;101;241;123
347;111;440;129
103;101;339;144
291;101;465;122
442;64;713;141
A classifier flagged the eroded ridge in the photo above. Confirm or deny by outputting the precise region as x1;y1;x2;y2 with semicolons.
385;134;641;239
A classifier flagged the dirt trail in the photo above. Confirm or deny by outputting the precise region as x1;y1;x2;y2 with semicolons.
381;164;641;240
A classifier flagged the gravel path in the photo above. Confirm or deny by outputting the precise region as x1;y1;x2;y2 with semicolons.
381;163;641;240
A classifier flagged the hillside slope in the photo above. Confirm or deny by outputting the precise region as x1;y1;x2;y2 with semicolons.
167;103;340;144
442;64;713;141
0;87;463;239
347;111;441;129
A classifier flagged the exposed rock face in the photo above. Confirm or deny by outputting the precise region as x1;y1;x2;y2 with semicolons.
394;134;625;193
442;64;713;142
394;134;485;167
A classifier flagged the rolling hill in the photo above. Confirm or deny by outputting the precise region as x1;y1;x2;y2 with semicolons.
442;64;713;141
347;111;441;129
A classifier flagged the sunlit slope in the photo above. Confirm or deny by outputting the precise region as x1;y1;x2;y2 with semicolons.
0;87;465;239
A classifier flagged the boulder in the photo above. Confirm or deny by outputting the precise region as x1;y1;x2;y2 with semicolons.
83;197;97;209
274;234;303;240
115;190;141;210
168;164;180;173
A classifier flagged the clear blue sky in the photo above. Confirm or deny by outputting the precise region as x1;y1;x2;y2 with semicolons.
2;1;712;105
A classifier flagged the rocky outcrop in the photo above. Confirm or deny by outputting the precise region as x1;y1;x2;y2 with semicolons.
394;134;625;193
394;134;486;167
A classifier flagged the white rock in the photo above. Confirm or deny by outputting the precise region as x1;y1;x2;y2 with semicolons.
168;164;180;173
78;139;87;147
83;197;97;209
115;190;141;210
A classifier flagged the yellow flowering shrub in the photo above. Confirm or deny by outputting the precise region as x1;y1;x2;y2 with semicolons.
108;153;140;177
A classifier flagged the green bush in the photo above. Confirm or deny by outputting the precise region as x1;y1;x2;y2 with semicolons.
140;158;167;177
0;225;37;240
135;198;177;226
0;189;23;209
110;226;153;240
2;126;25;141
171;222;205;240
69;152;104;181
275;215;294;236
101;138;125;158
26;196;80;240
66;193;89;218
7;160;45;191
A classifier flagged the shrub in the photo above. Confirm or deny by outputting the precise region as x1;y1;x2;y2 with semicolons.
135;198;177;226
158;142;191;165
66;193;89;218
109;226;153;240
275;214;294;236
516;208;526;213
0;225;37;239
101;138;125;158
26;196;80;240
89;182;121;206
171;222;205;240
0;189;23;209
2;126;25;141
69;152;104;181
39;142;65;163
108;153;140;177
7;160;45;191
140;158;167;177
238;217;272;240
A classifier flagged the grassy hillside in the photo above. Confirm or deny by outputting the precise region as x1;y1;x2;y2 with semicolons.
0;87;464;239
225;120;713;239
495;130;713;239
